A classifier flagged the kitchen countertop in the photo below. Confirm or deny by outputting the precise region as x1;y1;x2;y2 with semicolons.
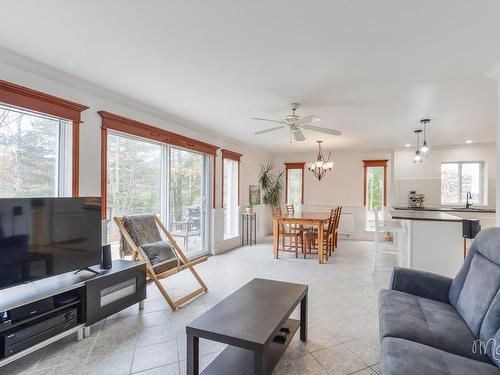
393;206;495;213
389;209;463;222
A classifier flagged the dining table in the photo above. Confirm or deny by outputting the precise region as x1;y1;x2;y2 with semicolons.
273;211;332;264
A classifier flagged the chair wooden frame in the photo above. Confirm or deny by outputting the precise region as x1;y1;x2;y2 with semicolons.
114;215;208;311
304;208;337;260
333;206;342;249
273;206;304;257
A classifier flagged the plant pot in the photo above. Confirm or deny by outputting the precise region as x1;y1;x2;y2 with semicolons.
245;207;253;213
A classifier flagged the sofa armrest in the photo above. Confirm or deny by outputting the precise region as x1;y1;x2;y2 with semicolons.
390;267;453;304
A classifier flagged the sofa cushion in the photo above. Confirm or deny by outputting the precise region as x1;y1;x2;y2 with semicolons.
456;253;500;337
450;228;500;309
379;289;491;363
381;337;500;375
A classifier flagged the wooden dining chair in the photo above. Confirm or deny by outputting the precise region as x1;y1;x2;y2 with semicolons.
272;206;304;257
304;208;336;260
333;206;342;250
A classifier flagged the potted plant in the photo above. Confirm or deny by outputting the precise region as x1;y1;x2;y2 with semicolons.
258;162;284;209
245;203;254;213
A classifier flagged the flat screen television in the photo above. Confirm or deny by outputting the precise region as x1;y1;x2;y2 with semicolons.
0;197;102;289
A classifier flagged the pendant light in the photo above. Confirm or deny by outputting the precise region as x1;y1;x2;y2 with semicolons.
420;119;430;155
413;129;423;163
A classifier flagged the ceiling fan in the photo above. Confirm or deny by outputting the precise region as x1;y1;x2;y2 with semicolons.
252;103;341;142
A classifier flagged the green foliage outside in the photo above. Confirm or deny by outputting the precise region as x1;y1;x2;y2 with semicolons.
169;148;202;219
106;134;162;221
0;107;61;198
106;134;203;242
287;169;302;205
366;167;383;211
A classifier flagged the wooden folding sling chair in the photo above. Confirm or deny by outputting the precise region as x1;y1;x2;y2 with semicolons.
114;214;208;311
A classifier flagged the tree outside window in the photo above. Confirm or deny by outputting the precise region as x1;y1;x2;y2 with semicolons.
0;105;71;198
363;160;388;231
441;162;484;205
285;163;304;207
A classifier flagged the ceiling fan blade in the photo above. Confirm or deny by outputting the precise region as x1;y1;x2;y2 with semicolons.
293;129;306;141
299;115;320;125
303;125;341;136
251;117;283;124
254;126;286;135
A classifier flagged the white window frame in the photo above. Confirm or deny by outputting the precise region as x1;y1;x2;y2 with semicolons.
440;161;485;206
223;157;239;239
0;104;72;198
365;166;385;232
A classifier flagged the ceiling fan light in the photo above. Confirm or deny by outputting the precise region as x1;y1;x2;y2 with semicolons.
326;162;334;169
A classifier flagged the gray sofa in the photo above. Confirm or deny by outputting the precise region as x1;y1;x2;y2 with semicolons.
379;227;500;375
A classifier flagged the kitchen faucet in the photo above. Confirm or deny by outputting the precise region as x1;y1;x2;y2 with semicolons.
466;192;472;209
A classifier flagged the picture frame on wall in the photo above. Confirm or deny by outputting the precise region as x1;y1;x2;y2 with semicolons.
249;185;261;205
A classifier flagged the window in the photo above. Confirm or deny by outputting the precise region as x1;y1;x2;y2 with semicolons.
441;162;484;205
0;105;73;197
100;111;217;258
222;149;242;239
105;131;211;257
363;160;388;231
0;80;88;197
106;133;162;243
285;163;304;206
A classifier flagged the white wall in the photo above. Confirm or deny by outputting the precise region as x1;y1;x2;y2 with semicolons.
272;150;393;240
393;145;496;208
0;56;272;253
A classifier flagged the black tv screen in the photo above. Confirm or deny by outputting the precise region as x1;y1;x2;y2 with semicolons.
0;197;101;289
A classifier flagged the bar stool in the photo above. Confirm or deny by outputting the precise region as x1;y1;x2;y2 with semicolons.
372;208;403;272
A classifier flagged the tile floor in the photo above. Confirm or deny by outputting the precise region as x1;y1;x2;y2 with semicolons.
1;237;395;375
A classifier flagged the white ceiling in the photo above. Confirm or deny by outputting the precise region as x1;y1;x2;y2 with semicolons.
1;1;499;152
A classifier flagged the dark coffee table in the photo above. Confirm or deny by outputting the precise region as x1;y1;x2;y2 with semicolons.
186;278;308;375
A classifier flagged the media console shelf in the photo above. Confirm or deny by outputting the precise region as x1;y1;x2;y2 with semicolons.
0;259;146;368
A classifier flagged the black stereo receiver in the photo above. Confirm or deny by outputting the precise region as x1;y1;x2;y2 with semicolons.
0;308;78;358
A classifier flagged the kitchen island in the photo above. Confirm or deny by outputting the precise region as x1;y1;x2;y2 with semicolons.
393;206;495;229
389;210;464;278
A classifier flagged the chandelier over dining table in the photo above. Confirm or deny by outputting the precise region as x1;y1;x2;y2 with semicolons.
307;141;334;181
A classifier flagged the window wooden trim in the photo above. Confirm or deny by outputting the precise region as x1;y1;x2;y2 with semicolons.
0;80;89;197
99;111;220;218
221;149;242;208
101;128;108;219
284;162;305;205
363;159;388;206
0;80;89;122
98;111;218;155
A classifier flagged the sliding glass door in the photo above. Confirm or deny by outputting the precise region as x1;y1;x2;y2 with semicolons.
169;147;209;257
106;131;210;258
